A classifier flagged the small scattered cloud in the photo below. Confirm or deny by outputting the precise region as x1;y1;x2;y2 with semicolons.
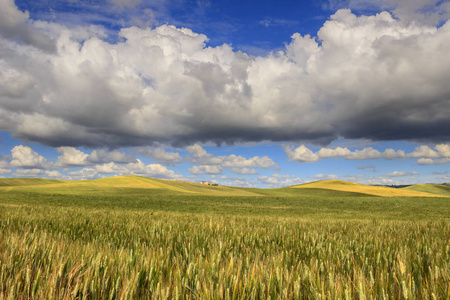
367;177;394;185
67;168;99;180
358;165;378;172
189;165;223;175
95;162;125;174
123;160;182;179
279;177;305;187
257;174;304;188
135;147;182;165
416;158;449;165
230;167;258;175
386;171;419;177
272;174;291;179
224;179;254;188
259;19;271;27
408;145;450;159
44;170;66;179
0;168;12;175
222;155;276;169
186;144;223;165
343;174;364;182
218;175;247;181
259;18;300;28
308;174;339;180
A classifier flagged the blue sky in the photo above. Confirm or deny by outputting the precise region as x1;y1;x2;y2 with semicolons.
0;0;449;187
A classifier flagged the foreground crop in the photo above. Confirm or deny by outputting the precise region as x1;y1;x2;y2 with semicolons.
1;205;449;299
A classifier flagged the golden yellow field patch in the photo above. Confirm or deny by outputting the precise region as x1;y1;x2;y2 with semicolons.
291;180;440;197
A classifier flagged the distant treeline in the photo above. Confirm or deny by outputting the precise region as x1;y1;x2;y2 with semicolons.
375;183;449;189
378;185;412;189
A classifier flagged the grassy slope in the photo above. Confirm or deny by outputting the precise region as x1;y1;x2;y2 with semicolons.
403;183;450;197
1;176;449;221
0;176;373;197
290;180;441;197
0;176;445;198
0;178;66;186
0;175;262;196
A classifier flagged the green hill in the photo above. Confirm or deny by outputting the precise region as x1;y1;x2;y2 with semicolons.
1;176;446;198
1;176;449;221
402;184;450;197
0;176;395;198
289;180;441;197
0;175;262;196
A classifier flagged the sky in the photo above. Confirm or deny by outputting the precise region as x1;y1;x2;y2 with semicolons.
0;0;449;188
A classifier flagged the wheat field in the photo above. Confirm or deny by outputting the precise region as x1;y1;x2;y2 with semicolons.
0;177;449;299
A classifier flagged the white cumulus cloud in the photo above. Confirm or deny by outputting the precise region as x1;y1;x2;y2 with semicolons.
230;167;259;175
186;144;276;174
257;174;304;188
67;168;99;180
56;147;89;166
10;145;52;169
0;158;11;175
44;170;65;179
1;3;449;148
189;165;223;175
88;149;136;164
136;147;183;164
69;159;182;180
56;147;136;166
284;144;449;163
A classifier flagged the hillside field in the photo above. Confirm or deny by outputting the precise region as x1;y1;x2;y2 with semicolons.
0;176;449;299
403;183;450;197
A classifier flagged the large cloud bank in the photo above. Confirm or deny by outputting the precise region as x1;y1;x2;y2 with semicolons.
1;0;449;148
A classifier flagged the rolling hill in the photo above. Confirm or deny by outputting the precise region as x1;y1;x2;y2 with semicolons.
402;183;450;197
0;175;262;196
289;180;442;197
0;176;447;198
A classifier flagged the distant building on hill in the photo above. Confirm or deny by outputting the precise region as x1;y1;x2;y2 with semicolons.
200;181;213;185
